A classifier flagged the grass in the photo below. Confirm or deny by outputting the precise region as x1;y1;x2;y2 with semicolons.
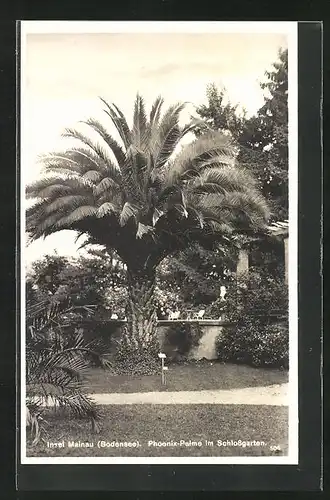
27;404;288;457
84;361;288;394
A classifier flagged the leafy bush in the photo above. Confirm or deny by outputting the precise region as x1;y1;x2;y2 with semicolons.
154;283;186;319
156;245;237;312
215;270;288;368
113;324;160;375
79;319;121;350
214;269;288;322
216;320;288;368
26;252;128;316
163;322;203;361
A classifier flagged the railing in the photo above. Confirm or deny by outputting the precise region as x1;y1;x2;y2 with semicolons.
76;318;233;328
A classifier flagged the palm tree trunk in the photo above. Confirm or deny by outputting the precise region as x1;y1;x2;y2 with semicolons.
124;267;159;355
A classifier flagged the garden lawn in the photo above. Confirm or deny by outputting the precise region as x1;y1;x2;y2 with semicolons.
27;404;288;457
84;361;288;394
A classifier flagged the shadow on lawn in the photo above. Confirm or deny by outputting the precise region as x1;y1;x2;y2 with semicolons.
84;360;288;394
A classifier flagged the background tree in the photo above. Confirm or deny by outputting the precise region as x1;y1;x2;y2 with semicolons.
196;48;288;221
29;253;69;296
27;248;235;322
194;84;246;141
27;251;127;317
26;94;270;359
158;243;236;309
187;49;288;288
238;48;288;220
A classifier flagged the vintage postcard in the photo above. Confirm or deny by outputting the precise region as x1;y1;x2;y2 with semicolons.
20;21;298;466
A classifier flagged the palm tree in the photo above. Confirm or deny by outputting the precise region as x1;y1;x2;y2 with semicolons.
26;94;270;356
26;297;110;445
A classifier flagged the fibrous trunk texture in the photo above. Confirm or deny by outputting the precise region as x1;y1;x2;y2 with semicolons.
115;267;160;375
125;268;159;352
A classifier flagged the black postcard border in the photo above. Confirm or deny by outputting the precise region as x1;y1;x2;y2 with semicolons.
9;20;323;492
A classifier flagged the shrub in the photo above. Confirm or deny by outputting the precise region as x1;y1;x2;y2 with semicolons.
163;322;203;361
216;320;289;368
154;284;186;319
114;347;160;376
225;268;288;322
113;324;161;376
215;270;289;368
78;318;121;351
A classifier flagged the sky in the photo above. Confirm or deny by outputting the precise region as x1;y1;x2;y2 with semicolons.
22;25;289;265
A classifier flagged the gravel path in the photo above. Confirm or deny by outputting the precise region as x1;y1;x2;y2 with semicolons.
90;383;288;406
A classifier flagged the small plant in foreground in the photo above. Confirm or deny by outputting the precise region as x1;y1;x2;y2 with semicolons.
26;298;111;445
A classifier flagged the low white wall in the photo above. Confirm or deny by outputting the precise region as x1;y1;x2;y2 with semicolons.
189;325;222;360
156;320;228;361
84;319;231;361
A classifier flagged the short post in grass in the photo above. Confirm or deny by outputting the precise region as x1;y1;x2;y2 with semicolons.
163;366;168;385
158;352;167;385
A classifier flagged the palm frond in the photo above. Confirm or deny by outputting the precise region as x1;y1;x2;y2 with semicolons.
62;129;122;183
119;201;139;226
149;102;187;169
149;95;164;127
26;403;47;446
132;93;148;147
27;182;96;237
136;222;154;239
63;128;112;164
81;117;126;166
82;170;103;182
26;176;94;200
76;235;101;251
39;154;83;176
44;195;92;215
39;149;120;200
53;392;101;422
165;130;235;184
93;177;118;197
196;191;269;230
121;146;147;203
27;298;72;337
187;165;258;195
27;211;70;240
42;148;109;175
206;219;235;235
26;182;70;200
54;205;98;228
152;207;164;226
97;202;118;218
26;299;110;444
100;97;132;150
